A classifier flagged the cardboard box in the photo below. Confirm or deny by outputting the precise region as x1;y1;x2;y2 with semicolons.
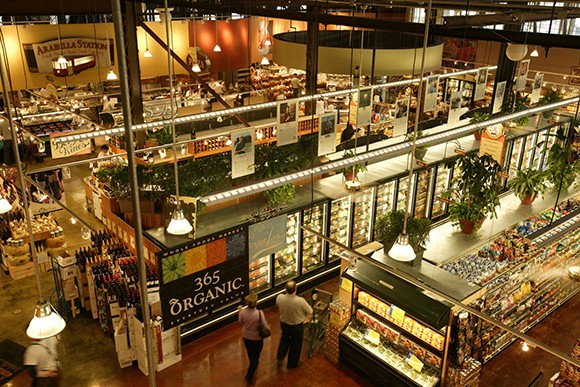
117;349;133;368
114;326;130;353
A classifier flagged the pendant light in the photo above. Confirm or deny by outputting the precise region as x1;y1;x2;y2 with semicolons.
260;56;270;65
530;46;539;57
388;0;433;263
213;19;221;52
0;47;66;340
56;19;67;64
143;30;152;57
164;4;193;236
191;18;201;72
264;18;271;46
0;196;12;213
104;15;118;80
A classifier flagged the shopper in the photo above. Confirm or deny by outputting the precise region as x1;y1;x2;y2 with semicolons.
238;293;268;385
24;335;60;387
340;123;356;143
291;74;300;98
276;280;313;369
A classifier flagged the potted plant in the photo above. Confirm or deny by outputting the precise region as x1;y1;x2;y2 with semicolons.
442;153;502;234
340;149;368;181
150;126;174;158
504;91;530;126
406;130;428;161
541;126;580;192
469;111;490;141
538;89;562;119
263;184;296;207
508;168;548;204
374;210;432;257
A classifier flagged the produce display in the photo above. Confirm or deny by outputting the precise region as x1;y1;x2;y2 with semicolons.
10;214;59;240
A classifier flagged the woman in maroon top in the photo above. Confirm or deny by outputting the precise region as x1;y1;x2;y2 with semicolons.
238;293;269;385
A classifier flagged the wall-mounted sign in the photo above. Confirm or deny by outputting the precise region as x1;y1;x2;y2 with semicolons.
22;38;113;75
158;226;249;329
249;215;286;261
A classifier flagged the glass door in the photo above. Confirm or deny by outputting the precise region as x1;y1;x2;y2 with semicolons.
274;212;299;286
396;175;415;213
351;187;375;249
328;196;352;261
508;137;524;179
532;130;548;169
520;133;537;170
301;203;327;274
249;254;271;294
413;169;431;218
375;180;396;216
430;163;452;220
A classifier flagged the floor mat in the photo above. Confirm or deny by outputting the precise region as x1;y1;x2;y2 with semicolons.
0;339;26;384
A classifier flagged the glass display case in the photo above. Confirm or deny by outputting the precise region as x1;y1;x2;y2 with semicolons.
396;176;414;213
430;163;452;220
301;203;327;274
413;170;431;219
274;212;299;286
328;196;352;261
351;188;375;249
376;180;396;215
249;255;270;293
520;133;537;170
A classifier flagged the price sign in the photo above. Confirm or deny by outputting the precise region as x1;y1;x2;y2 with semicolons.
389;305;406;325
454;148;466;156
416;160;429;168
341;277;353;293
366;328;381;345
406;353;424;372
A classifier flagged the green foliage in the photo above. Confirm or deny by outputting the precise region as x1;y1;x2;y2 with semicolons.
374;210;432;252
541;127;580;191
263;183;296;207
508;168;548;201
539;89;562;118
98;163;164;201
340;149;368;176
469;111;489;124
150;126;174;146
442;153;502;232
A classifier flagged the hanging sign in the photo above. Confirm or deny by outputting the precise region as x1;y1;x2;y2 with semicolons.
231;128;255;179
248;215;287;261
531;73;544;104
492;81;507;114
474;67;488;101
393;98;409;137
158;227;249;329
447;91;463;124
23;37;112;75
318;112;337;156
516;60;530;91
356;88;373;127
478;124;506;165
277;100;299;146
50;131;92;159
424;75;439;112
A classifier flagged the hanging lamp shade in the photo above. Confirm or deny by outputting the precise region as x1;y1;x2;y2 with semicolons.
191;63;201;72
143;48;152;58
505;43;528;61
57;55;68;64
388;233;416;262
26;299;66;339
213;44;222;52
106;69;118;80
167;207;193;235
264;38;272;46
0;196;12;214
530;47;539;57
260;56;270;65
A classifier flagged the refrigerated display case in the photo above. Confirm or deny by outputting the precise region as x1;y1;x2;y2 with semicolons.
507;136;524;179
249;254;271;293
531;129;548;169
274;212;300;286
429;163;453;221
328;196;352;261
519;133;536;170
376;180;396;215
396;176;415;213
352;188;375;249
413;170;431;219
301;203;327;274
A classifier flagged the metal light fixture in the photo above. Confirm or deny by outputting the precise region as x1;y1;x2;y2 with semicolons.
191;19;202;72
104;16;118;80
144;48;152;58
57;55;68;64
388;0;433;263
0;47;66;340
260;56;270;65
164;1;193;236
107;69;118;80
0;196;12;213
530;47;539;57
26;300;66;339
505;43;528;61
213;20;221;52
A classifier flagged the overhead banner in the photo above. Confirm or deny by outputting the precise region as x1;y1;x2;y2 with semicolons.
158;226;249;329
22;37;112;75
531;73;544;104
474;67;488;101
424;76;439;113
447;91;463;124
318;112;337;156
231;129;255;179
516;60;530;91
492;81;507;114
50;130;92;159
248;215;287;261
356;88;373;127
393;98;409;137
277;100;299;146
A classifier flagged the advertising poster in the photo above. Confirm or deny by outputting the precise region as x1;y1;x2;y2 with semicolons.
424;75;439;112
531;73;544;104
447;91;463;124
231;129;255;179
277;100;298;146
257;19;273;56
356;88;373;127
492;81;507;114
474;67;488;101
318;112;337;156
158;227;249;329
248;215;287;261
393;98;409;137
516;60;530;91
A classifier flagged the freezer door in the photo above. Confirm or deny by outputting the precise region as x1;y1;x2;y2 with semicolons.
351;187;375;249
274;212;299;286
328;196;352;262
301;203;327;274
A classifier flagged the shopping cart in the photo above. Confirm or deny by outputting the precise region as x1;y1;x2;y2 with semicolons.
307;288;333;358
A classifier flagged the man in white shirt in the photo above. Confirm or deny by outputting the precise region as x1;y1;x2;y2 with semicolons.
24;335;60;386
276;280;312;368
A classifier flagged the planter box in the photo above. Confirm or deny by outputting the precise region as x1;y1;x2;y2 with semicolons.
118;199;156;214
8;260;35;280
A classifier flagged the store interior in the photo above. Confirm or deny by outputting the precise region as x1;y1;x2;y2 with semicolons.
0;1;579;387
